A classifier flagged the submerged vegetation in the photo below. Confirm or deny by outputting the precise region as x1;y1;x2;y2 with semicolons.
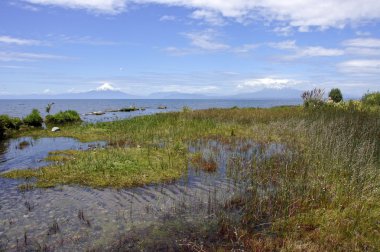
1;92;380;250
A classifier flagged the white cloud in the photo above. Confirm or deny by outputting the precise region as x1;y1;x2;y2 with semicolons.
43;88;52;94
51;34;118;46
163;47;197;56
269;40;297;49
165;30;259;55
345;47;380;56
342;38;380;48
273;26;294;36
0;35;41;46
23;0;380;30
190;10;225;26
293;46;345;58
0;51;71;61
269;40;344;59
237;78;301;89
355;31;371;36
338;59;380;74
95;82;119;91
232;44;259;53
159;15;176;21
183;30;229;51
23;0;126;14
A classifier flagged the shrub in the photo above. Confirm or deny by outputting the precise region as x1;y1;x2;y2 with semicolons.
301;88;325;108
45;110;81;125
362;92;380;106
23;109;43;127
0;115;23;130
328;88;343;103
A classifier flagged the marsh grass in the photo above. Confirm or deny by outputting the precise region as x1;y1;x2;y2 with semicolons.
2;106;380;250
4;147;188;188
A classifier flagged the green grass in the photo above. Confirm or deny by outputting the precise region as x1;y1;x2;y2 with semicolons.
4;147;188;188
2;105;380;250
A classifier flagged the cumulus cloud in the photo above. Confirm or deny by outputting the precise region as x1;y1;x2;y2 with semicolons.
0;35;41;46
237;78;301;89
22;0;380;30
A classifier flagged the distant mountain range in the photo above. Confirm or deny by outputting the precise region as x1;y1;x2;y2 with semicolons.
0;87;306;100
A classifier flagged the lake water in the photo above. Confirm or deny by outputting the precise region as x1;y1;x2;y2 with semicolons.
0;137;289;251
0;99;298;250
0;99;301;123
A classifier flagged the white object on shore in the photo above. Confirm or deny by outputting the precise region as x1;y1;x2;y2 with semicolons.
52;127;60;132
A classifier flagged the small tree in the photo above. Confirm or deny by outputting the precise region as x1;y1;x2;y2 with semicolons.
328;88;343;103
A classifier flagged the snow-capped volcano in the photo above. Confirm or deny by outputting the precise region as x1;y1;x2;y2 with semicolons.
95;83;118;91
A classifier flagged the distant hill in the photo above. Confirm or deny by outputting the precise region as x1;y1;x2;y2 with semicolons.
0;86;305;100
229;88;302;100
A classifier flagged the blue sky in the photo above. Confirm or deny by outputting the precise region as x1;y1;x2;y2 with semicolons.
0;0;380;97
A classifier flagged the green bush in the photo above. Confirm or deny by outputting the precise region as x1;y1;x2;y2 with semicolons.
23;109;43;127
362;92;380;106
328;88;343;103
45;110;81;125
0;115;23;130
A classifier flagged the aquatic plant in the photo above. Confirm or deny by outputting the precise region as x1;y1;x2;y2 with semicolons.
47;220;60;235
